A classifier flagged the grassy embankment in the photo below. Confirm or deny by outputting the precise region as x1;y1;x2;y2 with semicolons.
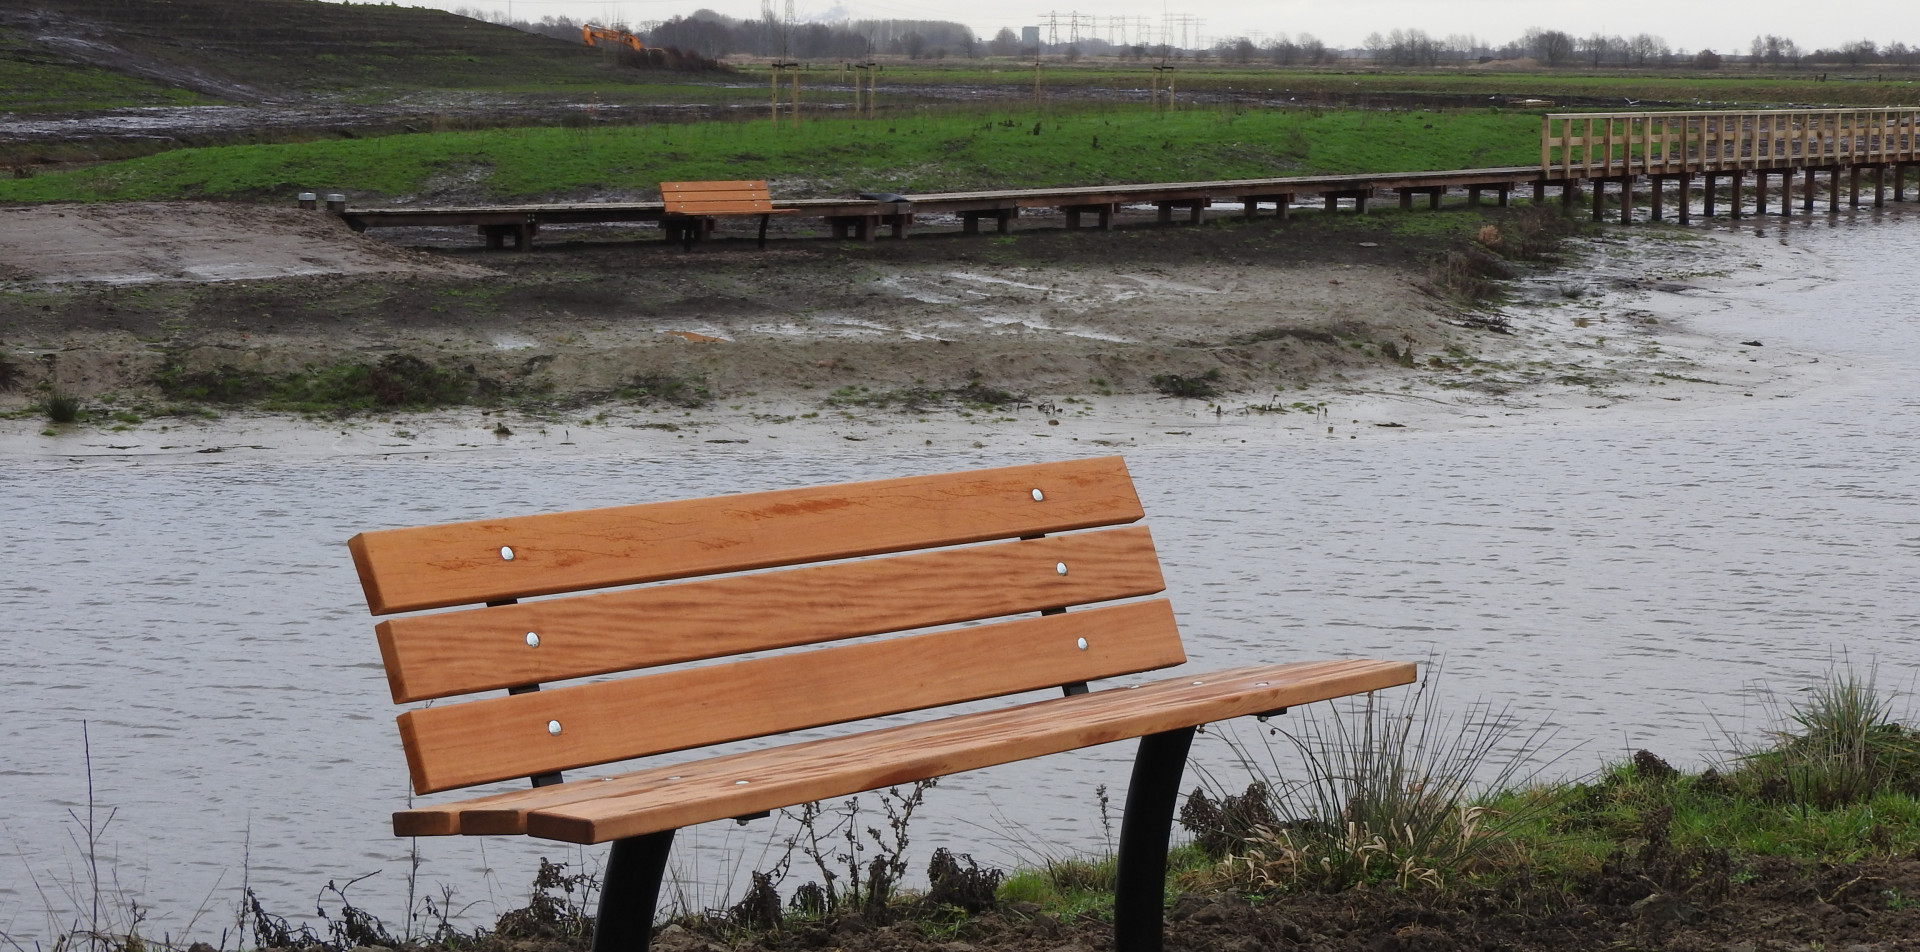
34;666;1920;951
0;105;1543;202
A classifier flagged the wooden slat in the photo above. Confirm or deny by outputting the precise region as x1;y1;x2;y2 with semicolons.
399;600;1185;794
379;527;1165;703
349;456;1143;614
662;180;767;194
663;189;770;202
390;659;1417;840
666;200;773;213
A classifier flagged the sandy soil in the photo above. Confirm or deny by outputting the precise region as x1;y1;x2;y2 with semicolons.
0;202;492;284
0;202;1841;460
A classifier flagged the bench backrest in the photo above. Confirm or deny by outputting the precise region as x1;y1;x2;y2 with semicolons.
348;457;1186;796
660;180;779;216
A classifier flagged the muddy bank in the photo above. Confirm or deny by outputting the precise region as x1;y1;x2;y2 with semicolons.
0;202;1839;457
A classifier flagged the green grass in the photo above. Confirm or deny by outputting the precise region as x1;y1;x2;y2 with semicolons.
1169;663;1920;904
0;47;211;114
0;105;1545;202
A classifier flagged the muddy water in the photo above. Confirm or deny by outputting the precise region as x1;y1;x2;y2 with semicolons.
7;216;1920;942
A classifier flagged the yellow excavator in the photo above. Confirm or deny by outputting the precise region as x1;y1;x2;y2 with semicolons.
582;24;645;53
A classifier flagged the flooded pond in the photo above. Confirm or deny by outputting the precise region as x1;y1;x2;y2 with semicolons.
6;214;1920;943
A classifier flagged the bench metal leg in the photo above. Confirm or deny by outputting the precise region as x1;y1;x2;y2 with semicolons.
592;829;675;952
1113;726;1195;952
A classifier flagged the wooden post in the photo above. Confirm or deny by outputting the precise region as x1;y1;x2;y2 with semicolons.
1188;201;1203;224
1829;167;1841;212
1803;167;1816;212
1156;202;1173;224
1592;179;1607;221
1533;179;1547;203
1399;190;1414;211
997;209;1016;233
792;68;801;129
1649;176;1664;222
1677;173;1691;224
1731;169;1745;219
1756;171;1769;216
1703;173;1717;217
1898;164;1907;201
1497;184;1511;207
1325;193;1339;214
1275;194;1291;220
1875;165;1887;207
1467;186;1483;206
1850;165;1862;207
1620;176;1634;224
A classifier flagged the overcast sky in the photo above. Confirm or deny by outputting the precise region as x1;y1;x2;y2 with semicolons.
432;0;1920;53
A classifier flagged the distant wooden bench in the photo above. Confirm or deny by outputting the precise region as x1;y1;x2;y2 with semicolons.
659;179;796;250
346;457;1415;952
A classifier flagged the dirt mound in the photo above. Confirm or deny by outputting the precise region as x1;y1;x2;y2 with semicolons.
1;0;613;101
0;202;493;284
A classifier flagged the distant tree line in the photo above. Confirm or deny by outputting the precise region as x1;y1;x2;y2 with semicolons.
452;6;974;61
1345;26;1920;70
452;6;1920;70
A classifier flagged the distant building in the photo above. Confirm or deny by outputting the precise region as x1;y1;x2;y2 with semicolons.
1021;26;1040;47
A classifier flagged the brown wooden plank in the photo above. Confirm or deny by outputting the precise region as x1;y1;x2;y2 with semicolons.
393;658;1415;839
662;180;769;193
349;457;1143;615
662;189;770;200
379;527;1165;703
399;599;1185;793
666;200;774;213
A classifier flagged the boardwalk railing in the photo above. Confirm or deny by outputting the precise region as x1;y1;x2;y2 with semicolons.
1543;108;1920;178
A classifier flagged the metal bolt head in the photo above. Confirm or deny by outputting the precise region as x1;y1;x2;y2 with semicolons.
1076;637;1088;650
500;546;515;561
1031;488;1045;501
526;632;540;648
546;720;562;735
1056;562;1068;576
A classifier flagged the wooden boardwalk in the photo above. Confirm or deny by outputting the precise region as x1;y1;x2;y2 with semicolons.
328;107;1920;249
1543;107;1920;223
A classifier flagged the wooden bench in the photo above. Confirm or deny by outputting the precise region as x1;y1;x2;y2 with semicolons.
659;180;796;250
345;457;1415;952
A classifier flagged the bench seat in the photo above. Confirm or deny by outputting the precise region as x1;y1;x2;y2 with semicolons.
396;658;1412;841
